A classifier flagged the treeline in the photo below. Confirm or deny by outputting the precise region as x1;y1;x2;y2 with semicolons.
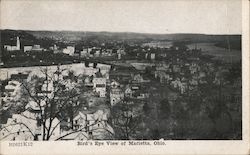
214;40;241;50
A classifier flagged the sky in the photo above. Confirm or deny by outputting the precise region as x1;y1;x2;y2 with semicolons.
0;0;242;34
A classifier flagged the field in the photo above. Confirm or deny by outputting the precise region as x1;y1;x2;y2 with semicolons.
187;43;241;62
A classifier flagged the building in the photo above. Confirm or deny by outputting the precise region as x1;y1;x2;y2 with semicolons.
3;80;22;103
80;48;89;57
93;77;106;97
110;88;124;106
10;73;29;82
110;80;120;89
132;74;150;83
0;47;3;65
24;46;33;52
124;86;133;98
63;46;75;56
0;110;41;141
16;37;20;50
36;80;54;99
4;37;21;51
117;49;125;60
72;109;114;140
150;53;156;60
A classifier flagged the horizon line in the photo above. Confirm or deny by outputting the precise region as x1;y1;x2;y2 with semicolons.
0;28;242;36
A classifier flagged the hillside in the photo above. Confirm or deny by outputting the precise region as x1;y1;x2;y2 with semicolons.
1;29;241;49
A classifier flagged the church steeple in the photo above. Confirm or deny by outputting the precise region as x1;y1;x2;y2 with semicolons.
16;36;20;50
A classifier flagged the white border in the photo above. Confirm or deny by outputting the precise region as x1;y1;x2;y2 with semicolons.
0;0;249;155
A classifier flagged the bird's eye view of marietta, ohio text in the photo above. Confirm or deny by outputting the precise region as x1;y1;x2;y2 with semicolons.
0;0;247;150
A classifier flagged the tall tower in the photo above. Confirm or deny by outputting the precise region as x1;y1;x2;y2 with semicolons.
16;36;20;50
0;46;3;65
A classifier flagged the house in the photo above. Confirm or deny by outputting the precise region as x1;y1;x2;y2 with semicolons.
110;88;124;106
26;100;46;112
91;71;107;97
93;77;106;97
24;46;33;52
133;74;144;83
0;110;41;141
94;50;101;57
80;48;89;57
3;80;22;102
132;74;150;83
63;46;75;56
37;80;54;98
155;71;171;83
150;53;155;60
124;86;133;98
110;80;120;89
189;63;200;74
32;45;43;51
136;90;149;99
172;64;181;73
84;76;94;87
117;49;125;60
72;109;114;140
131;84;140;91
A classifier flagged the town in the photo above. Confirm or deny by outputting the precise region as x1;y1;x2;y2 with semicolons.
0;30;242;140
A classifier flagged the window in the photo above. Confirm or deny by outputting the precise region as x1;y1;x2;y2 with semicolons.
96;84;105;87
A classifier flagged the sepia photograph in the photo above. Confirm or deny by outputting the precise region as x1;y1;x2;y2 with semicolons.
0;0;249;154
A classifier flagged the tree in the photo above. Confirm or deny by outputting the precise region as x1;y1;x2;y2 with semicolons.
0;66;83;141
159;98;171;119
0;65;116;141
111;100;143;140
143;102;150;114
23;66;82;140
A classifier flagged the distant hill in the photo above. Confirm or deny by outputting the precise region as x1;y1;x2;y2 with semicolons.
1;29;241;46
26;30;241;42
0;29;40;47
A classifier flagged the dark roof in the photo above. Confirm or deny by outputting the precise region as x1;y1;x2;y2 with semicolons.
11;73;29;80
95;71;102;78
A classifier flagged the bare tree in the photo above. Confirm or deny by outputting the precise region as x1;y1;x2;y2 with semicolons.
0;65;116;141
0;65;82;140
111;99;143;140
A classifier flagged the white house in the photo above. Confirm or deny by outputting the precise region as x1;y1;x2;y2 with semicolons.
0;110;41;141
72;109;114;140
63;46;75;56
150;53;155;60
24;46;33;52
3;80;22;102
93;77;106;97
